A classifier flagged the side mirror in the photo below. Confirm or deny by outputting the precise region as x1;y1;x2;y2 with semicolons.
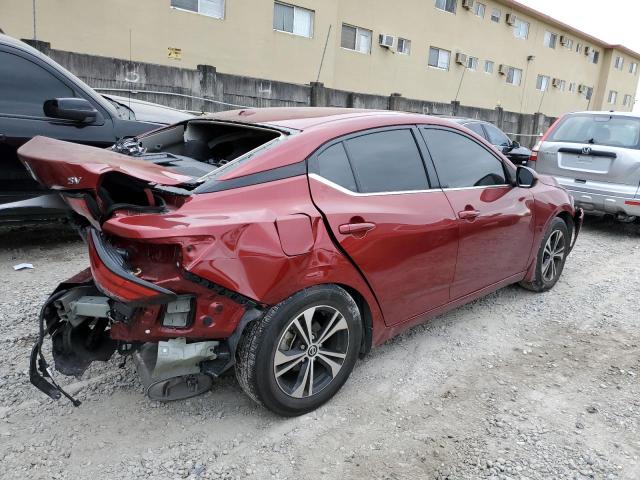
43;98;98;123
511;140;520;149
516;165;538;188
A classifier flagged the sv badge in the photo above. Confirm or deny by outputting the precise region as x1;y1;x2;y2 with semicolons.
67;176;82;185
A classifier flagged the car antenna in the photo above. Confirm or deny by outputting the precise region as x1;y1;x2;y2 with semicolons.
128;29;133;111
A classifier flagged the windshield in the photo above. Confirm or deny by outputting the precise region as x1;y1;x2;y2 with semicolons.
548;114;640;149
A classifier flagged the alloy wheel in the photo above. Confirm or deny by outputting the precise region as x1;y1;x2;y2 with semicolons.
273;305;350;398
541;230;565;282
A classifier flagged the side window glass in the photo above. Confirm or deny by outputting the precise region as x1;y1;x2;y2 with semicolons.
422;128;508;188
465;122;486;138
344;129;429;193
315;142;357;191
484;123;511;147
0;51;74;118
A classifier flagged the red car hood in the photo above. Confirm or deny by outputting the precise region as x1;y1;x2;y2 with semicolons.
17;136;193;190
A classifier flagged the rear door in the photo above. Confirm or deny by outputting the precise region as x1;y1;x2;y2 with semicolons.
420;126;534;299
0;47;116;205
535;114;640;204
308;127;459;326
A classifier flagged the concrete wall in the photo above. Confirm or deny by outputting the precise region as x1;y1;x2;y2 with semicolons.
2;0;638;117
27;40;553;148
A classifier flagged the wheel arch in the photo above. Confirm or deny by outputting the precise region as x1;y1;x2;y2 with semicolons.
337;284;373;357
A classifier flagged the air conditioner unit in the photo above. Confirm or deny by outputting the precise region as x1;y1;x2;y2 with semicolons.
505;13;516;25
462;0;474;9
552;78;561;88
378;34;395;48
455;52;468;65
584;46;592;56
559;35;567;46
498;64;509;75
578;84;587;93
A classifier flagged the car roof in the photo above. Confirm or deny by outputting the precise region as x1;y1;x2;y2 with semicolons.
563;111;640;118
200;107;504;180
205;107;456;131
438;116;490;125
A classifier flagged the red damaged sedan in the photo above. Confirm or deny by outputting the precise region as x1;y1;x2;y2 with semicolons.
21;108;582;416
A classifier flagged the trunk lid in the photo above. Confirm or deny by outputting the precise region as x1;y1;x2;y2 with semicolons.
18;136;194;191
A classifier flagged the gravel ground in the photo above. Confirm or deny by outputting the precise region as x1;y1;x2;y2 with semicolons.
0;217;639;480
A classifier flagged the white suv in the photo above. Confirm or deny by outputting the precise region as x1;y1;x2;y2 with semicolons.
531;112;640;221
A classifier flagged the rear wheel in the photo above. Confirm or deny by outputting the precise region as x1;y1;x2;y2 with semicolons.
235;285;362;416
520;217;569;292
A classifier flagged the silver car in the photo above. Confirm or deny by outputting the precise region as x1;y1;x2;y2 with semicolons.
532;111;640;221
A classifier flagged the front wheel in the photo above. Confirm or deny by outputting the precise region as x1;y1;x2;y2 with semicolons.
520;217;569;292
235;285;362;416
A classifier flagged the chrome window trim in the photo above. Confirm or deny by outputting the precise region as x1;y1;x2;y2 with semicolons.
308;173;440;196
309;173;510;196
442;184;511;192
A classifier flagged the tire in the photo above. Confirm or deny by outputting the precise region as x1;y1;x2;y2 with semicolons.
519;217;570;292
235;285;362;416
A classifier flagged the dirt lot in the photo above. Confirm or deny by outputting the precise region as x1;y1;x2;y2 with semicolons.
0;217;639;480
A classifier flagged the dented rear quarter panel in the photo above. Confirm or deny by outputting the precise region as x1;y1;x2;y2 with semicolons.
103;175;386;345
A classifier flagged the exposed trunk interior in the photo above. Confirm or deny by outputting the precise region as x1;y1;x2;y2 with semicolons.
113;120;283;179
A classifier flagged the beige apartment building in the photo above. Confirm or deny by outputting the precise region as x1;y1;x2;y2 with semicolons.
2;0;639;117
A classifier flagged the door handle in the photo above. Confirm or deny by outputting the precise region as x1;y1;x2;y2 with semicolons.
458;209;480;220
339;222;376;235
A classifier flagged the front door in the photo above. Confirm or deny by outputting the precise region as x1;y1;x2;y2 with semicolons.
0;49;115;205
308;127;459;326
421;127;534;299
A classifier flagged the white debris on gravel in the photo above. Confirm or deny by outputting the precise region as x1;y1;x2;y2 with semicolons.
0;218;639;480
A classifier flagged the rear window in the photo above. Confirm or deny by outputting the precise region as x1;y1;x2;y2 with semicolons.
547;114;640;149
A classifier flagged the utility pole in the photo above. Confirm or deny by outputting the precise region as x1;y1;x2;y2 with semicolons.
316;25;332;83
32;0;37;41
454;64;467;103
520;55;535;114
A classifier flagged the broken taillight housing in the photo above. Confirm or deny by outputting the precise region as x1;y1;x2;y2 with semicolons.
87;229;176;305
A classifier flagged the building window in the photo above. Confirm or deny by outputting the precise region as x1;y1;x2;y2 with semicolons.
490;8;501;22
623;94;633;107
474;2;485;18
273;2;314;37
579;85;593;100
341;24;372;54
484;60;494;74
397;38;411;55
435;0;457;14
536;75;550;91
543;31;557;49
558;79;566;91
630;62;638;74
569;82;576;93
506;67;522;86
614;56;624;70
428;46;451;70
170;0;224;19
589;50;600;64
576;42;582;53
513;19;529;39
467;56;478;70
608;90;618;104
565;38;574;50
